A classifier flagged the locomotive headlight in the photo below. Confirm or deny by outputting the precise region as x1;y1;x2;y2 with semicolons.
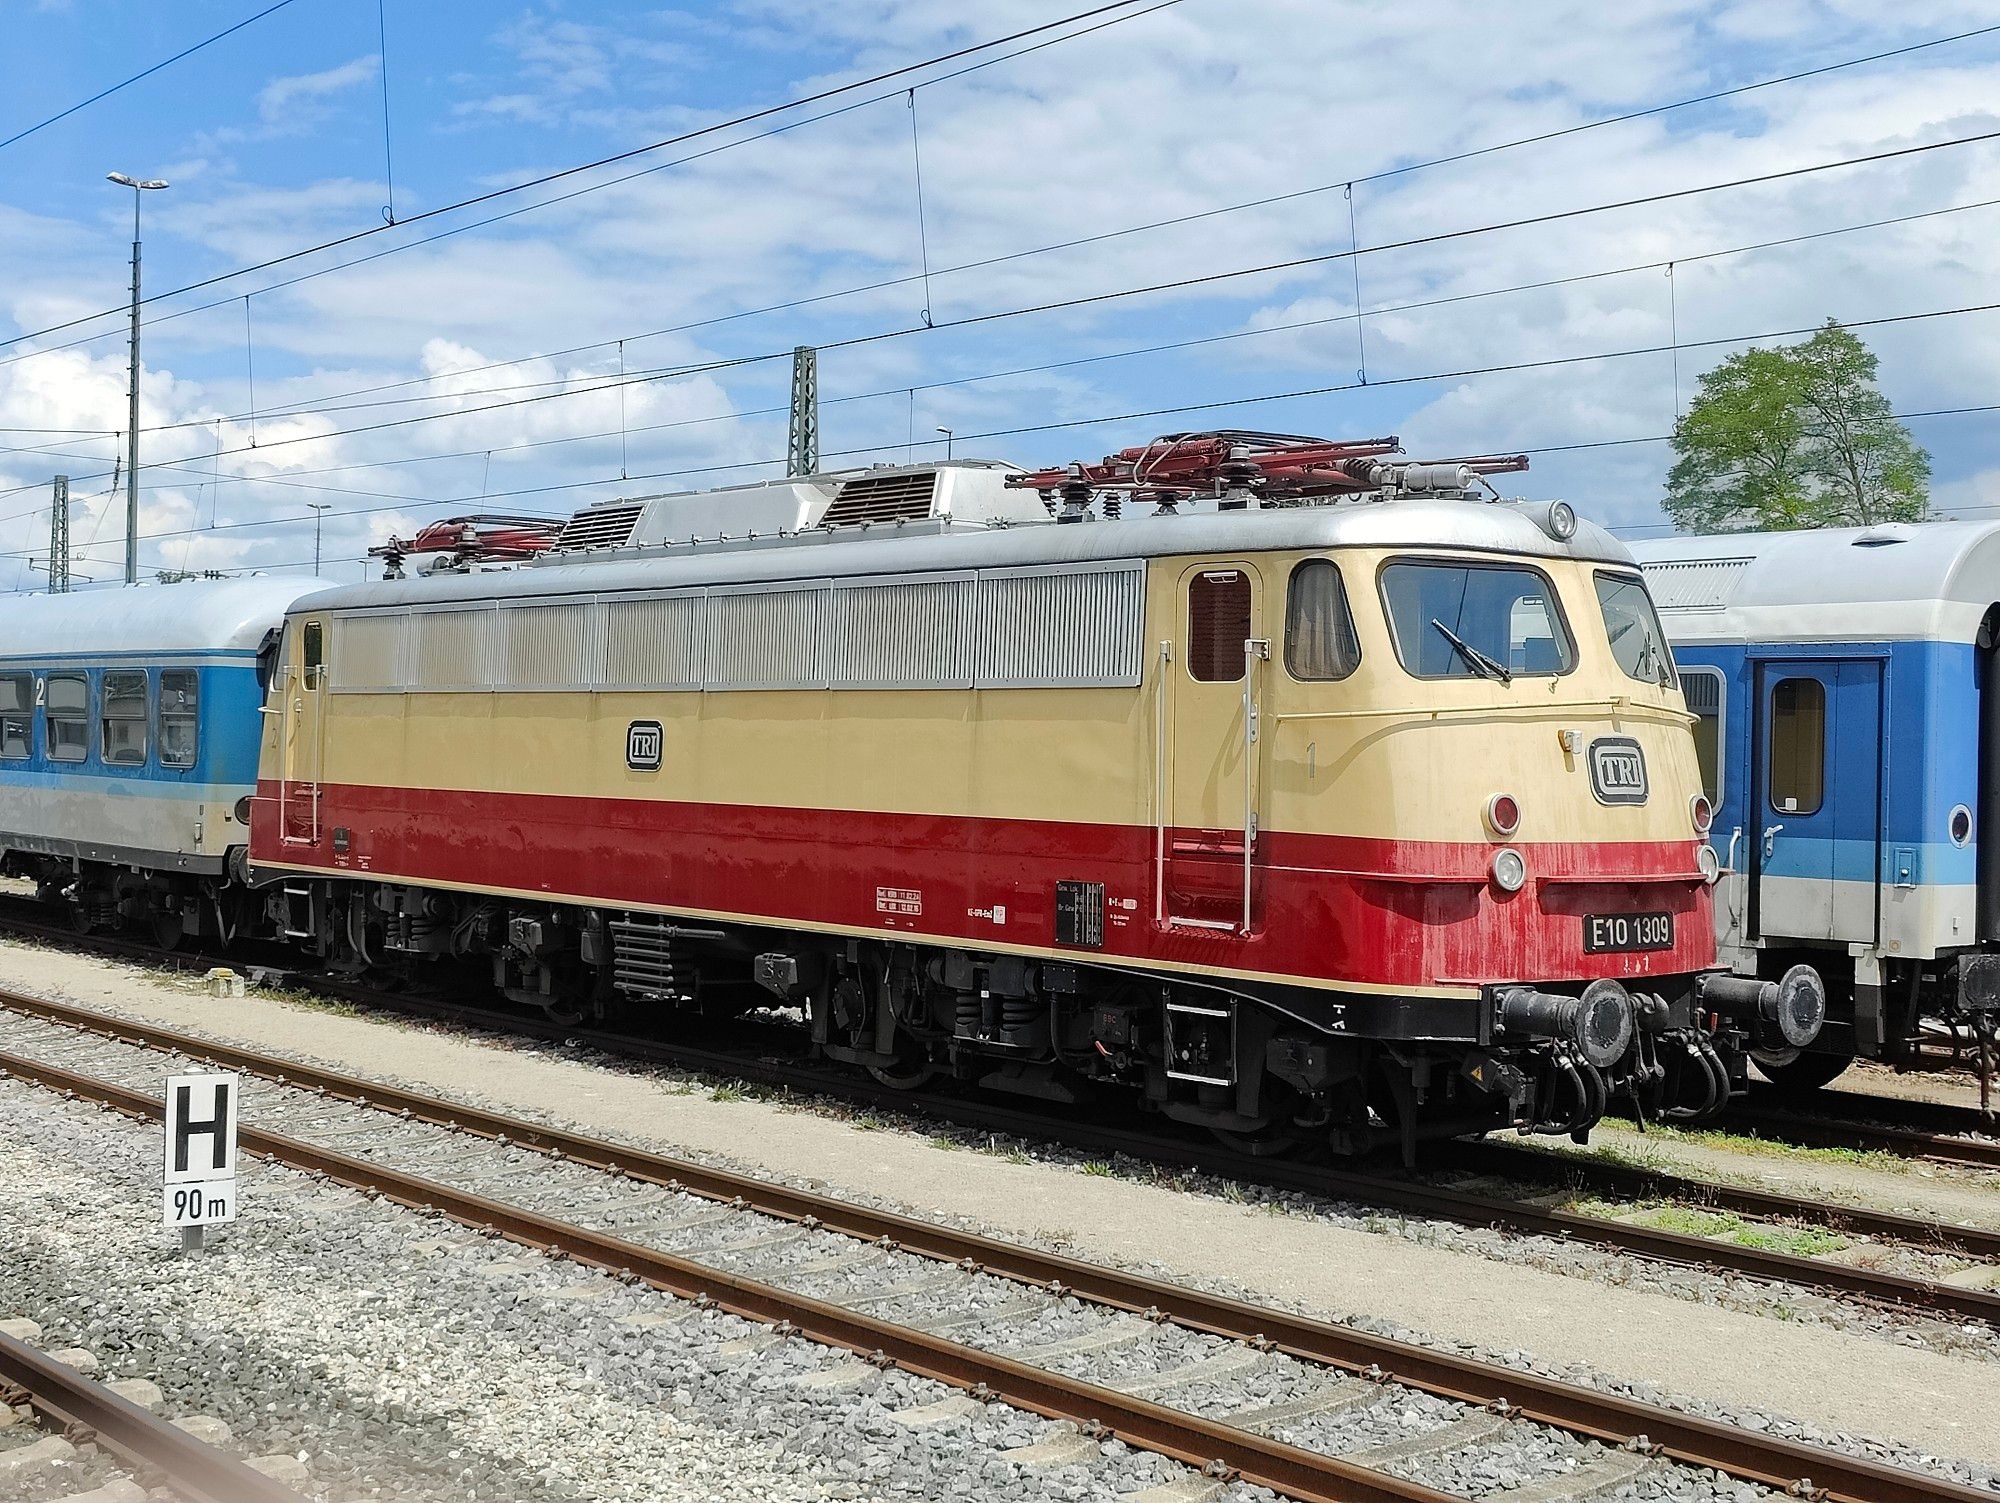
1690;794;1713;835
233;796;252;825
1491;847;1528;893
1544;500;1578;541
1484;792;1522;838
1696;843;1720;884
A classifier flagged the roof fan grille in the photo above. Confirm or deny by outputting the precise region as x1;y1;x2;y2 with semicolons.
556;502;645;551
822;471;938;528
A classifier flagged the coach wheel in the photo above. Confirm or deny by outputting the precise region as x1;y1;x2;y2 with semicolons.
1750;1046;1853;1094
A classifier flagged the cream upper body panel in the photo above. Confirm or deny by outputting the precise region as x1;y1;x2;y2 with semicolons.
262;520;1700;851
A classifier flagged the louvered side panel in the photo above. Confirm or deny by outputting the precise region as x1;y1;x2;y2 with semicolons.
329;612;408;693
603;593;704;690
500;600;603;690
973;561;1146;688
705;583;825;690
408;605;498;691
828;573;972;689
1640;557;1751;612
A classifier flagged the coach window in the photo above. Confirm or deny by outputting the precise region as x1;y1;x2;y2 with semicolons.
1679;667;1724;806
44;674;88;763
0;673;30;759
1284;560;1360;680
158;670;199;769
1188;570;1252;682
1769;677;1824;815
101;670;148;766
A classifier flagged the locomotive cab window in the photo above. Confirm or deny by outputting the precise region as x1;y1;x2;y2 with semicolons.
158;669;198;769
302;620;325;684
44;674;88;763
1768;676;1824;815
1284;560;1361;681
1188;570;1252;682
1595;571;1677;687
100;670;148;766
1380;560;1573;680
0;673;29;760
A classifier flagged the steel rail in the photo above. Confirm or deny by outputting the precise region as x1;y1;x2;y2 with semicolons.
0;1043;1451;1503
0;1330;305;1503
1730;1104;2000;1172
1433;1139;2000;1263
4;978;1997;1322
0;996;1988;1503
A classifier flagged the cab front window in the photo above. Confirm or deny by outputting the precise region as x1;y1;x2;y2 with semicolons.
1595;571;1677;688
1380;559;1572;681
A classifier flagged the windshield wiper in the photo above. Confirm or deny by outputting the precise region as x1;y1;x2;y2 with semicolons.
1430;618;1512;684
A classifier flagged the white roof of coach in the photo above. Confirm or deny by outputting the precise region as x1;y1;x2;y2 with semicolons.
0;576;334;661
1629;520;2000;645
296;497;1632;614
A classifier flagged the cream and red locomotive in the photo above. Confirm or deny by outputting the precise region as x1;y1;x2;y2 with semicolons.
0;433;1823;1155
216;432;1817;1157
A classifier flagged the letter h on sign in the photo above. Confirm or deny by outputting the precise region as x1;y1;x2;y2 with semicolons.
164;1074;238;1183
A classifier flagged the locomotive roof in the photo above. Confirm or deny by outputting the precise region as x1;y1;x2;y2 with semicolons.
293;498;1632;614
1629;519;2000;645
0;575;333;660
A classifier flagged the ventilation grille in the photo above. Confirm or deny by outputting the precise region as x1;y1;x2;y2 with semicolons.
1640;557;1750;612
822;471;938;528
1681;667;1722;717
557;502;645;551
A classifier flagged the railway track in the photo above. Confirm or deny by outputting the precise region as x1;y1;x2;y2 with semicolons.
0;1322;305;1503
4;901;2000;1329
0;993;1989;1503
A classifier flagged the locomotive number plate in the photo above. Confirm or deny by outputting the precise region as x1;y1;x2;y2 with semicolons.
1582;911;1673;953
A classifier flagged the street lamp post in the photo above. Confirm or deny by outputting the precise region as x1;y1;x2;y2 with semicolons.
107;172;168;586
935;426;953;460
306;503;331;573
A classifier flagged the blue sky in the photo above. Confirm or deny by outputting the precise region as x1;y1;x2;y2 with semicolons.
1;0;1998;589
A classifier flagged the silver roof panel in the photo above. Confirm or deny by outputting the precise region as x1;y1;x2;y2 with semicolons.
0;576;336;659
295;500;1630;614
1630;520;2000;644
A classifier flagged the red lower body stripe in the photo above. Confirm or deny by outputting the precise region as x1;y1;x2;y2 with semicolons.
252;781;1715;993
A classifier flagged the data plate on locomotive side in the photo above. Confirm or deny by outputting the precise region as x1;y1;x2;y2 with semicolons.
1582;911;1674;953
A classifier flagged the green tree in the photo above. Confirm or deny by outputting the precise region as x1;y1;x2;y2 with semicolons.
1664;320;1929;532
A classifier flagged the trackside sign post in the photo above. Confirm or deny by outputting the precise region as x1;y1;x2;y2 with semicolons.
163;1073;238;1252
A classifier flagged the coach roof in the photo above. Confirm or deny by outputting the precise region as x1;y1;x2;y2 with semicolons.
1630;519;2000;645
0;576;332;661
292;497;1631;614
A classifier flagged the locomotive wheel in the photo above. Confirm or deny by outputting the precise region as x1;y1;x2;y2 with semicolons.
865;1057;937;1092
1210;1124;1305;1158
1750;1046;1853;1094
147;907;183;952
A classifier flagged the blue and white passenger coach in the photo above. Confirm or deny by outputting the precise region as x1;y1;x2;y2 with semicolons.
0;577;328;943
1632;522;2000;1087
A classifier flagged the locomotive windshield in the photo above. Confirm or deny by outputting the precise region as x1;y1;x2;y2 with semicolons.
1594;571;1677;688
1380;560;1572;681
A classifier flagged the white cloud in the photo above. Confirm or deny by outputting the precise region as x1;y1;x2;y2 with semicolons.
257;55;380;125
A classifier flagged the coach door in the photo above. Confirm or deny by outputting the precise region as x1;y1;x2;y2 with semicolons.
1751;659;1882;944
279;617;327;845
1162;564;1267;933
